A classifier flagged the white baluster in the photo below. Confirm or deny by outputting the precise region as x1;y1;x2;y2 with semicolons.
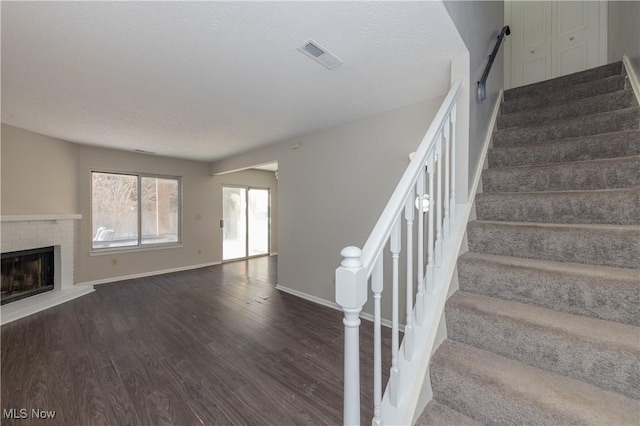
389;217;401;408
404;194;414;360
450;108;457;220
435;133;443;268
372;257;383;426
415;169;426;325
335;246;367;426
443;121;451;239
426;152;435;295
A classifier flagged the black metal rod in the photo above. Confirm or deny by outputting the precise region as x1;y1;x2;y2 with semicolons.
478;25;510;101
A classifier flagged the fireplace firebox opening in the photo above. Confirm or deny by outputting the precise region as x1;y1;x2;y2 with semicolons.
1;246;55;305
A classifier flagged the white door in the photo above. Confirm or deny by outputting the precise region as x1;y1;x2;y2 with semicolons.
508;0;605;89
510;1;553;88
552;0;601;77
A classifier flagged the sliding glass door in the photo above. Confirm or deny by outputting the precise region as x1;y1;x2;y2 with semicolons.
222;186;269;261
247;188;269;256
222;187;247;260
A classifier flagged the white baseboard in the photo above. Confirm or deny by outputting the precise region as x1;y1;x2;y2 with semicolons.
270;252;278;256
77;261;222;287
1;286;95;325
275;284;401;331
276;284;341;310
623;55;640;107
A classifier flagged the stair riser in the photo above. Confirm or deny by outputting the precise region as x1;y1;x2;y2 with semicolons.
497;91;636;130
482;156;640;193
493;108;640;147
457;256;640;326
501;76;626;114
467;222;640;269
430;359;570;425
416;401;481;426
475;190;640;225
503;62;623;101
488;131;640;167
430;341;640;425
446;302;640;398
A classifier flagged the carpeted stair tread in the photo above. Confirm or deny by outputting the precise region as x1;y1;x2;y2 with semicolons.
429;340;640;425
475;188;640;225
493;107;640;147
497;89;636;129
446;291;640;398
503;61;623;101
488;129;640;168
501;74;626;114
457;252;640;326
482;155;640;193
466;220;640;269
414;400;481;426
422;61;640;424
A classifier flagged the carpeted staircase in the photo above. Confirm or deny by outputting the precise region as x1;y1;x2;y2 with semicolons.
417;62;640;425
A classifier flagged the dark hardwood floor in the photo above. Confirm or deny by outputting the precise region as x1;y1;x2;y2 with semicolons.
1;256;391;425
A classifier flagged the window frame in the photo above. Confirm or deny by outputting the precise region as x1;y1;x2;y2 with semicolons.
90;169;183;254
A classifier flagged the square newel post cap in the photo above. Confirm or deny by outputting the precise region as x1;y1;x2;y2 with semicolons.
335;246;368;309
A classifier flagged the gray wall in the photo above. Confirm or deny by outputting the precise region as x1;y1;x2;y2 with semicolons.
444;1;505;187
608;0;640;76
1;124;79;214
210;98;443;314
75;145;216;283
1;124;277;284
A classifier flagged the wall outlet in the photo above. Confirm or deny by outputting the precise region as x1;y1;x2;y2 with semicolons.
111;258;118;266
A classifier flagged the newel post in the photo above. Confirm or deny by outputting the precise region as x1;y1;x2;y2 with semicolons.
336;246;368;426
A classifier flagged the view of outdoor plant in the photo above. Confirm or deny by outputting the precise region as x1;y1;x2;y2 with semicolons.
92;172;179;248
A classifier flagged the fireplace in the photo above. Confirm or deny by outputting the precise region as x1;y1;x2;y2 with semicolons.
1;246;55;305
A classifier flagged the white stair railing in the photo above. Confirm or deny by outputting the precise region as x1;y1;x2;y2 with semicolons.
335;80;463;426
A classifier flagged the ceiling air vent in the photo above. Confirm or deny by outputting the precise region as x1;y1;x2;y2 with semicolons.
298;39;343;70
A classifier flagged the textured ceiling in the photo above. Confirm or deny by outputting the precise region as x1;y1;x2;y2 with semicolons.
1;1;465;162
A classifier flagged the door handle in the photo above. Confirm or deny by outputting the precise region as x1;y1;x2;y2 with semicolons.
220;220;224;228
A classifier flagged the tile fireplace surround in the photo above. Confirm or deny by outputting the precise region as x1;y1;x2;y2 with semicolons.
0;214;93;324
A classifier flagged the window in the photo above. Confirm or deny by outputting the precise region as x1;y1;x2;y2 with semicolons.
92;171;181;250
